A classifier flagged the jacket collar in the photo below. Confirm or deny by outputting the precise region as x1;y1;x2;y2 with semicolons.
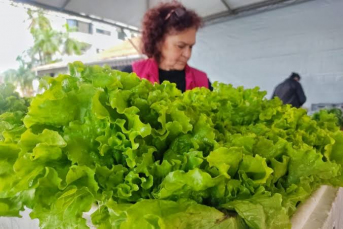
148;59;194;87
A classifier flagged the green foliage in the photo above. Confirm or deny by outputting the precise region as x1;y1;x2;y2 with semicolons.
27;9;90;65
0;9;90;97
1;63;343;229
312;108;343;129
0;83;29;144
2;56;36;97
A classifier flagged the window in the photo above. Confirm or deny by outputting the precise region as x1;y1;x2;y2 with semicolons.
67;19;78;29
78;21;92;34
66;19;92;34
117;29;126;40
89;24;93;34
96;28;111;36
96;48;105;53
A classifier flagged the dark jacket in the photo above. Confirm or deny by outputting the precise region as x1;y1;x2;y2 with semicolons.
272;78;306;108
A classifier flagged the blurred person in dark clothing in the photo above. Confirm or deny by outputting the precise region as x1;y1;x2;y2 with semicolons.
272;72;306;108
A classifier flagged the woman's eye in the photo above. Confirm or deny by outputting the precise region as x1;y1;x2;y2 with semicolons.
178;45;185;49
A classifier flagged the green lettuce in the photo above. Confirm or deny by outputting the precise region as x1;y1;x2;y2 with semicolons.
1;62;343;229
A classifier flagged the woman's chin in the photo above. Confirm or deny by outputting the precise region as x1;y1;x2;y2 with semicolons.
174;64;187;70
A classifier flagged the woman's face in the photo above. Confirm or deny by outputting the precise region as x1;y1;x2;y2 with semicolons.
158;27;197;71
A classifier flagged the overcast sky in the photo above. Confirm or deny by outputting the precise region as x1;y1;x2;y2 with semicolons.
0;0;33;74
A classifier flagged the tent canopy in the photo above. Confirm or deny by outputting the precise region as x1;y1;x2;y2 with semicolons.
13;0;310;31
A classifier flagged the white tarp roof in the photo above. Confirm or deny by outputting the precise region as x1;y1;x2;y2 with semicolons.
13;0;311;31
189;0;343;109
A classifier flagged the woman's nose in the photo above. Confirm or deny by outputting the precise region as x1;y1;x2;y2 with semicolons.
183;47;192;59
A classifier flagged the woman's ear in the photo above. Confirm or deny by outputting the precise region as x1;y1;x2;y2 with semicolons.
156;38;166;61
156;38;164;51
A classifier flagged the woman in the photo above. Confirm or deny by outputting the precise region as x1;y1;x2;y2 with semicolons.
122;1;212;92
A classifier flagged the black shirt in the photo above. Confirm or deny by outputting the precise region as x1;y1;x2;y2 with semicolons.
120;65;212;92
159;68;186;92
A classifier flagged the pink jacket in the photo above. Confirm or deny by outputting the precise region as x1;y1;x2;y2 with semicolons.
132;59;209;90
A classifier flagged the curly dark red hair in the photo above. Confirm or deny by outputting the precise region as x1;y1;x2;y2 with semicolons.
141;1;202;62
